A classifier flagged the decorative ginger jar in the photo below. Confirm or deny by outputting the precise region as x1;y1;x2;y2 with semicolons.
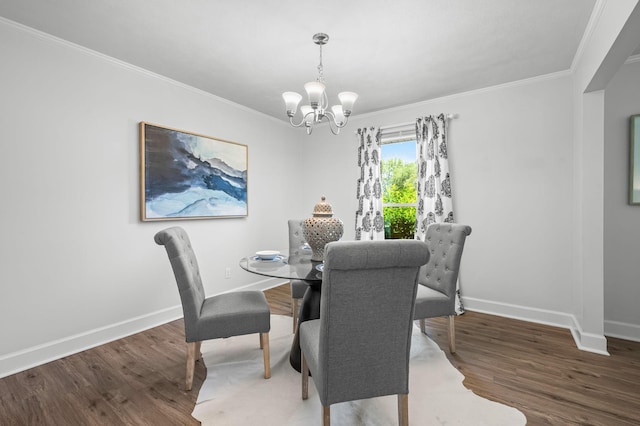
303;196;344;261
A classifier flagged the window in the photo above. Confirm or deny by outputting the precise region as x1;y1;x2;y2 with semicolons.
381;138;417;239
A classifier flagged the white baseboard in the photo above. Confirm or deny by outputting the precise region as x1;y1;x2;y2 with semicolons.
463;297;610;355
8;282;631;379
604;319;640;342
569;316;609;355
0;305;184;379
229;278;288;292
0;277;288;379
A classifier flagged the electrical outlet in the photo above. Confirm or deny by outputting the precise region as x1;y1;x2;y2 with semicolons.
225;267;231;279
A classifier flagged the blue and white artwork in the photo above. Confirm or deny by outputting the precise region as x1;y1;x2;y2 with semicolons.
141;123;248;220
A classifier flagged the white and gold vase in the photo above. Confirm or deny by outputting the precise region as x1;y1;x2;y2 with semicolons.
303;196;344;261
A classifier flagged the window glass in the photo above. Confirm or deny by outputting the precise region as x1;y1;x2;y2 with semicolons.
380;139;417;239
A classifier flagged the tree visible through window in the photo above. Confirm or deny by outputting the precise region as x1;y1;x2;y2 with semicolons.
381;139;417;239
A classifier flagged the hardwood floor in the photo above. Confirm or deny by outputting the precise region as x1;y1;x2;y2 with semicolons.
432;313;640;425
1;284;639;425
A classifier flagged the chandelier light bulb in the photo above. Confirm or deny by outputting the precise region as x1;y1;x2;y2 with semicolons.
331;105;345;125
338;92;358;116
300;105;314;125
304;81;326;109
282;92;302;117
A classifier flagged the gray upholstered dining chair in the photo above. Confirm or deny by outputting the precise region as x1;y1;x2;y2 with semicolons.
299;240;430;426
154;226;271;390
413;223;472;354
288;219;309;332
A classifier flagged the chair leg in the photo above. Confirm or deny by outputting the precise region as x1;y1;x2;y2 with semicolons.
420;318;426;334
185;341;199;391
301;352;309;400
323;405;330;426
398;394;408;426
195;341;202;359
448;315;456;353
261;332;271;379
292;298;299;333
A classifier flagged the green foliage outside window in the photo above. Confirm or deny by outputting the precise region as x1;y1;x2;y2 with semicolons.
381;157;417;239
383;206;416;239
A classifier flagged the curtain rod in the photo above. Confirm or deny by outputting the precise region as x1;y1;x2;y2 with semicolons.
378;114;457;131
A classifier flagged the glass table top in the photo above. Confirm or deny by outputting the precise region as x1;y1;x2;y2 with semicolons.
239;248;323;282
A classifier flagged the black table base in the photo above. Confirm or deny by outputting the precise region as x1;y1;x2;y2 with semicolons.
289;282;322;372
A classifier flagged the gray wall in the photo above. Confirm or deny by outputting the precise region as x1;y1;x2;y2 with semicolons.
300;75;577;326
0;19;299;376
604;59;640;340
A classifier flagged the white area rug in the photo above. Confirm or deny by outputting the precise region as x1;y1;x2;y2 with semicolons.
192;315;526;425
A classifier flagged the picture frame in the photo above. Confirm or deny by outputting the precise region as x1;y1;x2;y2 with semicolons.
140;122;248;221
630;115;640;205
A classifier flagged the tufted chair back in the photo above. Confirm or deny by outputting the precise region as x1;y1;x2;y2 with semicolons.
299;239;430;423
288;219;306;255
288;219;310;332
154;226;205;342
420;223;472;300
413;222;472;353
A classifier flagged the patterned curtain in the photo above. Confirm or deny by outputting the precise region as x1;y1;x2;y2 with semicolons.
415;114;464;313
355;127;385;240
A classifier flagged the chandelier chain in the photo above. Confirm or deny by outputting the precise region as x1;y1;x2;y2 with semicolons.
317;44;324;83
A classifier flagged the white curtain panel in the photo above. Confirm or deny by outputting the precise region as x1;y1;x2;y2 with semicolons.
415;115;464;313
355;127;385;241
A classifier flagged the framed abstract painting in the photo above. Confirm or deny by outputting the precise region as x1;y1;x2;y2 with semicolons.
630;115;640;205
139;122;248;221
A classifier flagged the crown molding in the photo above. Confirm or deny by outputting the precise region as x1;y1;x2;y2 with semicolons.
571;0;606;72
626;54;640;64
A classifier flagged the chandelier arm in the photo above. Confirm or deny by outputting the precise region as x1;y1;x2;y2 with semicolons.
324;110;348;128
320;90;329;111
289;110;316;128
328;120;340;135
288;116;308;128
323;111;342;135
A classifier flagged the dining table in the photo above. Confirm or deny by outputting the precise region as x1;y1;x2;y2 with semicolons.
239;248;323;372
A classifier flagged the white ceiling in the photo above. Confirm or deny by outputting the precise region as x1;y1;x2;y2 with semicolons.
4;0;632;123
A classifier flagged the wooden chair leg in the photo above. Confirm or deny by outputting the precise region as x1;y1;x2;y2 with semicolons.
301;352;309;400
292;298;299;333
261;332;271;379
195;341;202;359
448;315;456;353
322;405;330;426
398;394;408;426
185;341;199;391
420;318;426;334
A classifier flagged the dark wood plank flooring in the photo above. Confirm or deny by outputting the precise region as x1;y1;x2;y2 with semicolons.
1;284;639;425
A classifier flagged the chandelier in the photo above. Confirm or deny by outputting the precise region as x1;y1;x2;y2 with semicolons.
282;33;358;135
